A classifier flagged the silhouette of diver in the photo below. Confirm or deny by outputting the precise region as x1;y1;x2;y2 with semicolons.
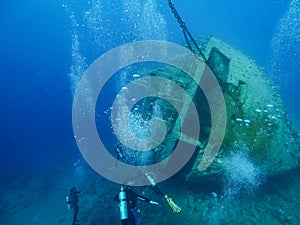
114;186;159;225
66;186;81;225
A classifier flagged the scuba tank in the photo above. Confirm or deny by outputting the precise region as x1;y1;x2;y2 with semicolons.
119;186;128;221
66;195;71;210
145;172;156;186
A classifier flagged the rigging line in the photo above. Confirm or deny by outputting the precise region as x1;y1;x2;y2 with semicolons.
167;0;208;63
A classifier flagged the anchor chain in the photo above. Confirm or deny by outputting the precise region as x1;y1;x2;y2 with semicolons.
168;0;208;63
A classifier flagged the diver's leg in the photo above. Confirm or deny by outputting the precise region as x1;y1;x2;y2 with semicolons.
72;205;79;225
129;208;138;225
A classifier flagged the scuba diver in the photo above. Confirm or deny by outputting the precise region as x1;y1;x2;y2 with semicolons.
114;173;182;225
114;185;159;225
66;186;81;225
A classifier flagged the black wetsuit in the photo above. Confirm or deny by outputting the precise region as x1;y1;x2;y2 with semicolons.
114;188;150;225
68;187;80;225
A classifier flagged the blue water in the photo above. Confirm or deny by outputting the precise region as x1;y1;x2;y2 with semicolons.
0;0;299;223
0;0;298;181
0;1;74;183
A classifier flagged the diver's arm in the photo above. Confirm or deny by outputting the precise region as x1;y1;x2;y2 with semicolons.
137;195;159;205
136;195;150;203
151;185;164;198
113;194;119;202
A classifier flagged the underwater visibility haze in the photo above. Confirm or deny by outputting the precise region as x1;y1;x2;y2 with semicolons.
0;0;299;224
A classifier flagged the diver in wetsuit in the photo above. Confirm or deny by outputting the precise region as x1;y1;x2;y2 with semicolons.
66;186;81;225
114;186;159;225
